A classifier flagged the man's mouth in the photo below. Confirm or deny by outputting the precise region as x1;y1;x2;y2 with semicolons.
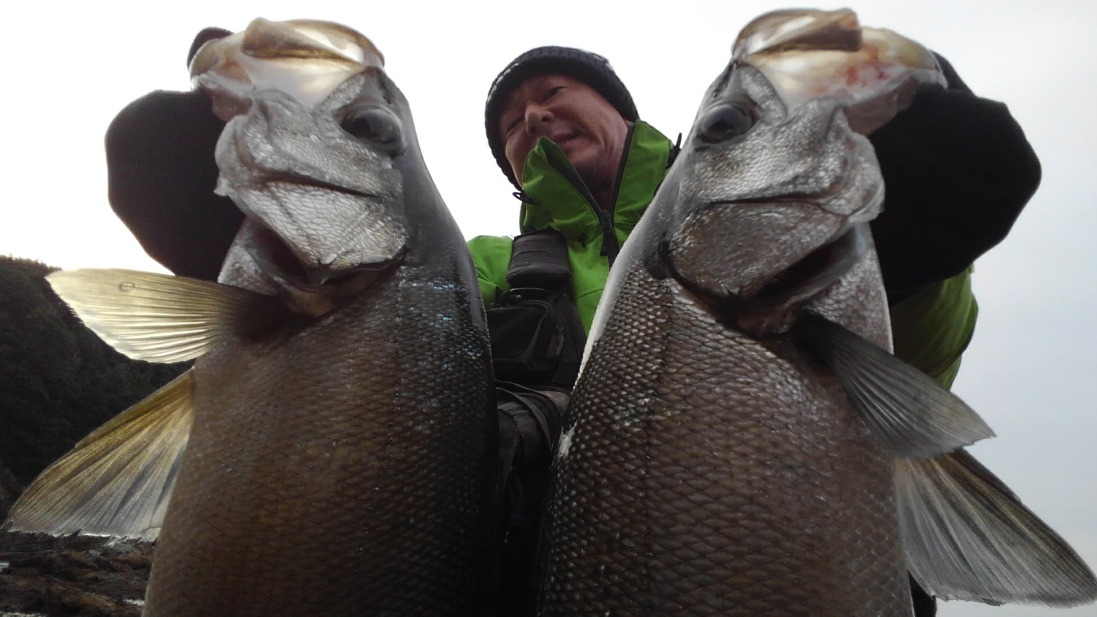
551;132;578;147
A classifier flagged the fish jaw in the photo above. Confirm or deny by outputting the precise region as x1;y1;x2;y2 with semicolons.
188;19;407;311
207;66;411;310
218;218;395;317
663;64;883;334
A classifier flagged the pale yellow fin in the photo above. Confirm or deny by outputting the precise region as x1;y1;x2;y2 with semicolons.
3;371;195;540
47;269;270;363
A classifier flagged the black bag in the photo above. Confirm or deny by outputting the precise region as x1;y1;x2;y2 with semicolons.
486;230;586;390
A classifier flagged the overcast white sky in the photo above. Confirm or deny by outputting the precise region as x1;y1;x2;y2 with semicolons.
2;2;1094;615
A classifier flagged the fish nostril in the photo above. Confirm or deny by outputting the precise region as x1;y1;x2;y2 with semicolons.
697;102;757;143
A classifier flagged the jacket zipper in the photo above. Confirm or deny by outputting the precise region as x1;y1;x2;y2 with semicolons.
600;123;637;265
543;123;636;266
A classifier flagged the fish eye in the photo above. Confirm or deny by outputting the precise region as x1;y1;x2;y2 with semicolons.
340;105;404;153
697;101;757;143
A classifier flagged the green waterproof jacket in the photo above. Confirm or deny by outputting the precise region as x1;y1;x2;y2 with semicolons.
468;121;675;335
467;121;977;388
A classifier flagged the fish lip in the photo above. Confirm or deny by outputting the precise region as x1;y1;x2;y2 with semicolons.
256;169;387;203
708;193;826;208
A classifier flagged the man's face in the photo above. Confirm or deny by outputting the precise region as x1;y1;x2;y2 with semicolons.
498;74;630;193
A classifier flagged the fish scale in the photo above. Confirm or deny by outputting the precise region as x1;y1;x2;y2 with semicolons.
143;270;495;614
541;257;911;616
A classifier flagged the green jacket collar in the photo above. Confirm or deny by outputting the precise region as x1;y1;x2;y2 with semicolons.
517;121;675;243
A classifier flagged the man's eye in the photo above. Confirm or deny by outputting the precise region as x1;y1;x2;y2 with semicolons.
504;117;521;134
544;86;563;100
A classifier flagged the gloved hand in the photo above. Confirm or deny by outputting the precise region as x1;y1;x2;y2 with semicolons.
106;27;240;281
868;54;1041;301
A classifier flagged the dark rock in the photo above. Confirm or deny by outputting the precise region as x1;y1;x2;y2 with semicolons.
0;531;152;616
0;257;179;615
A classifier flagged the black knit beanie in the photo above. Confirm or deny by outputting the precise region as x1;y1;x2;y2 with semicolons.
187;27;233;67
485;46;639;189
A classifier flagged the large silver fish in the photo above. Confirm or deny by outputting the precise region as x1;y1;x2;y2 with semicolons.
5;18;497;615
537;9;1097;615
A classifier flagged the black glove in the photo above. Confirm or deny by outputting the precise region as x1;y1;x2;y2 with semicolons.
106;28;239;281
869;53;1041;301
910;574;937;617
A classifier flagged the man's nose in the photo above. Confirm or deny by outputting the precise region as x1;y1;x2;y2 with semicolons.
523;104;553;136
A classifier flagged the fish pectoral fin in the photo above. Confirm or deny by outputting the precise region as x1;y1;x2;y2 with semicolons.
47;268;278;363
897;451;1097;606
791;312;994;458
3;370;195;541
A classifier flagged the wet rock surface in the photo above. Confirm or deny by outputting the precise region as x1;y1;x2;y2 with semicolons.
0;529;151;617
0;468;151;616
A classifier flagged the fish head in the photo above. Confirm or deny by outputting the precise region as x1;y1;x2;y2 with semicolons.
655;8;944;334
189;19;414;314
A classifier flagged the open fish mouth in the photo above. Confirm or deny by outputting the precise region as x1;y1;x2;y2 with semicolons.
227;176;407;319
248;217;401;290
746;223;866;309
667;221;867;336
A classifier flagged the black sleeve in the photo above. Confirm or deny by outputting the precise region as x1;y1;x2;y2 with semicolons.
496;384;563;527
495;383;564;616
868;54;1041;301
105;89;243;281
